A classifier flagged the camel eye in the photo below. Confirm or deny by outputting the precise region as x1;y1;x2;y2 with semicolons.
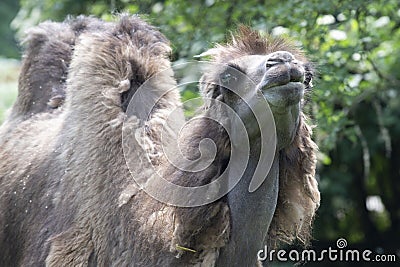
227;63;246;74
221;73;236;84
221;63;243;85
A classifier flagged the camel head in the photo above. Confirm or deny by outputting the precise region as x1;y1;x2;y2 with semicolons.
198;26;313;150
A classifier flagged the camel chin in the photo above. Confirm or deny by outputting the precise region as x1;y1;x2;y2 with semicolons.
262;82;304;111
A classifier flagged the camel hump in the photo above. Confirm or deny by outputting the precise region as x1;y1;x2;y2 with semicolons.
8;16;109;122
9;21;74;121
61;14;175;115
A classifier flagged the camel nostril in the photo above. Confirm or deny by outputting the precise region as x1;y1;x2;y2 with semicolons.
290;65;305;83
266;61;280;68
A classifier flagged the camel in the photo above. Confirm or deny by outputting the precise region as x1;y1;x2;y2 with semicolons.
0;15;319;266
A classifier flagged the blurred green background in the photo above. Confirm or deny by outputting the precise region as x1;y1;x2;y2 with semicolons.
0;0;399;265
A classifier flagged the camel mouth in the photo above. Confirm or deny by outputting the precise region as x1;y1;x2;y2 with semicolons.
262;82;304;108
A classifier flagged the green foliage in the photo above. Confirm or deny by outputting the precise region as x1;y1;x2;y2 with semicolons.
4;0;400;252
0;59;19;123
0;0;20;58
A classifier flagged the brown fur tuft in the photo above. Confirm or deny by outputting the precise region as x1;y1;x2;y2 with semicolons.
268;114;320;248
199;25;307;63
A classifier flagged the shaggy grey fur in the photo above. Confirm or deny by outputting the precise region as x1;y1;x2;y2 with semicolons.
0;15;319;266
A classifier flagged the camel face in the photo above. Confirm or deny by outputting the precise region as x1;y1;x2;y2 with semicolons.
220;51;308;149
220;52;306;102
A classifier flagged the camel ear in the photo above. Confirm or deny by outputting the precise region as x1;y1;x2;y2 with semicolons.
194;48;220;59
11;22;75;119
268;113;320;247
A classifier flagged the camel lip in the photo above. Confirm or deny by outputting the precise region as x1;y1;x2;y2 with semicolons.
261;82;304;109
261;81;304;92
